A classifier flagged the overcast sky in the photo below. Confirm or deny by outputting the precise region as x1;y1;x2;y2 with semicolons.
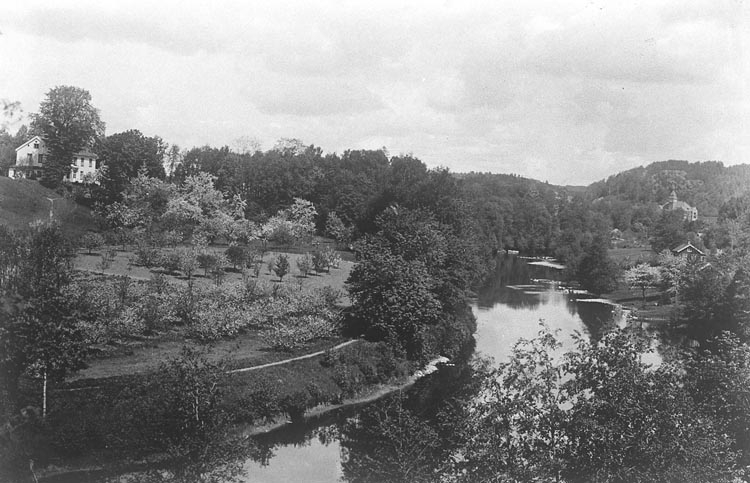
1;0;747;185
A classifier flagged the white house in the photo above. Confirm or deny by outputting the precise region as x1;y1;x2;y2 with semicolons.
8;136;100;183
661;190;698;222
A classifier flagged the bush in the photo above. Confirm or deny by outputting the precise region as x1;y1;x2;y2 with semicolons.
262;314;338;352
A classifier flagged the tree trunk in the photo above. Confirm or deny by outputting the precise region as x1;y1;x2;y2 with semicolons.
42;369;47;419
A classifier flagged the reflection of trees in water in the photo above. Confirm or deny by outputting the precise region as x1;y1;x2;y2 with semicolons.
576;301;620;342
339;359;487;483
477;255;570;311
476;255;531;307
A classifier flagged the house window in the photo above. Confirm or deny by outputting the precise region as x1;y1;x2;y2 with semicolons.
27;153;32;164
89;159;92;168
33;142;39;149
38;154;44;164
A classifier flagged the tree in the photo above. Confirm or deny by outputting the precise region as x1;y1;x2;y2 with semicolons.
347;248;441;360
80;232;104;255
624;263;661;301
113;347;248;482
225;245;248;271
325;211;352;247
177;247;199;281
296;253;312;277
575;236;620;295
452;328;743;483
650;210;687;253
30;86;104;187
273;253;290;282
311;250;328;273
97;130;167;203
0;224;86;412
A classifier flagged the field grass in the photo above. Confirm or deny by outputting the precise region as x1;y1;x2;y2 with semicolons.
0;177;98;236
608;246;655;266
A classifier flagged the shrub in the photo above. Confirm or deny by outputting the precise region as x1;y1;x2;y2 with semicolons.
263;314;338;352
280;390;312;423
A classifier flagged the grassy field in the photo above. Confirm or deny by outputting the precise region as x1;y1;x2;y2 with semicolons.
0;177;98;236
608;246;655;266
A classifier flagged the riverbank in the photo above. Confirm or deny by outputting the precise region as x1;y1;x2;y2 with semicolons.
36;352;449;482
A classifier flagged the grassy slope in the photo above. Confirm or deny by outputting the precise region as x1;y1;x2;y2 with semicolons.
0;177;98;236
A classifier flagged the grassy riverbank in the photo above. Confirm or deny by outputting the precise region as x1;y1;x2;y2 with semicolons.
21;339;414;481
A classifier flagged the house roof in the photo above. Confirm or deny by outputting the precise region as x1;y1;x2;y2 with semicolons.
672;242;705;256
15;135;98;158
14;135;43;152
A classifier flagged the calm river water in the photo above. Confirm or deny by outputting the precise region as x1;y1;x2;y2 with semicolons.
241;255;629;482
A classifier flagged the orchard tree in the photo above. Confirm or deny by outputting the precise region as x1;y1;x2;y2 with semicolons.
273;253;290;282
625;263;661;302
225;245;248;271
30;86;105;187
80;232;104;255
177;247;199;281
296;252;313;277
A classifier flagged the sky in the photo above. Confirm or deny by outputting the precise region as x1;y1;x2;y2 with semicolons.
0;0;748;185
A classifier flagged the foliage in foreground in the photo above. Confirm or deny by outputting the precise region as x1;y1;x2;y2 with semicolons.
339;327;750;483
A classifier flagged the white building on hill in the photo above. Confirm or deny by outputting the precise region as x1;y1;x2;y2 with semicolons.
8;135;100;183
661;190;698;221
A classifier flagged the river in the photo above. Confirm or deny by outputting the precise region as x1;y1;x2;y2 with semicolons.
240;255;632;482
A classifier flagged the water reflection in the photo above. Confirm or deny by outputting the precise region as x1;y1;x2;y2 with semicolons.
474;256;623;361
240;255;632;481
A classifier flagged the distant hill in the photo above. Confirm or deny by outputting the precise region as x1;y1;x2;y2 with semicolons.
587;160;750;217
0;177;98;236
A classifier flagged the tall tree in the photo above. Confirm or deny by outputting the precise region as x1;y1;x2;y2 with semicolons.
97;129;167;202
575;235;620;295
30;86;104;187
0;224;86;412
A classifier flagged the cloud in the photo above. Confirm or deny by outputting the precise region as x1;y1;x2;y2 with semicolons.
16;5;222;55
0;0;746;186
249;77;385;116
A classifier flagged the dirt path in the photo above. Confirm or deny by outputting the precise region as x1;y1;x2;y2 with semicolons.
227;339;358;374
